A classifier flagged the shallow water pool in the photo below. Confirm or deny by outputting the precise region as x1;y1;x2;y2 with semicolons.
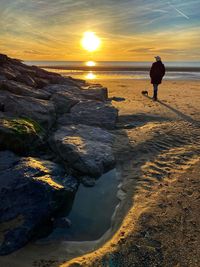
45;169;119;241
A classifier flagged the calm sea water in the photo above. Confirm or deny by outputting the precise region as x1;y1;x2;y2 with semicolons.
25;61;200;81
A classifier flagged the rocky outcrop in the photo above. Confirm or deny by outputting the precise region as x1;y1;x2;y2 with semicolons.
0;54;118;254
0;151;78;255
49;124;115;177
0;54;67;88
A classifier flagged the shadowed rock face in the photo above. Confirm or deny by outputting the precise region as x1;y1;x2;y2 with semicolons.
0;151;78;255
0;54;118;254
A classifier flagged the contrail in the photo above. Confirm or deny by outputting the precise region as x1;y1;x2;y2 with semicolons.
168;2;190;20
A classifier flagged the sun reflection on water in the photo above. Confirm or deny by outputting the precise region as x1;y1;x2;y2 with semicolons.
85;72;96;79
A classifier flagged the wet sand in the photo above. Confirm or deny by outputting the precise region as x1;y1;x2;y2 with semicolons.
1;79;200;267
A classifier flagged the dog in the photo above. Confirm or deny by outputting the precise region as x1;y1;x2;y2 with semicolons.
141;90;148;96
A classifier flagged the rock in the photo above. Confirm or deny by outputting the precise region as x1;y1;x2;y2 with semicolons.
0;66;19;80
53;217;72;228
0;54;119;255
34;77;50;88
45;84;108;101
15;73;37;87
0;54;78;89
47;84;108;114
80;86;108;101
0;80;51;100
0;151;78;255
0;75;6;81
4;94;56;129
51;91;79;114
61;174;79;193
66;76;87;87
47;84;82;94
0;150;19;171
81;176;96;187
110;96;126;102
58;100;118;129
0;54;22;66
44;84;81;95
49;124;115;177
0;117;45;154
30;67;66;85
0;54;8;64
0;93;6;112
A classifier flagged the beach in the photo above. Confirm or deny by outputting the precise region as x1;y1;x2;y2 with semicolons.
2;0;200;264
63;79;200;266
1;77;200;267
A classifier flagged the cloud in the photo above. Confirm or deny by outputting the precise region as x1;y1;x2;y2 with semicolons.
23;50;47;55
0;0;200;60
128;47;155;53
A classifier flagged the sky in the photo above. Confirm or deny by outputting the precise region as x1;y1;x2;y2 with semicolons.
0;0;200;61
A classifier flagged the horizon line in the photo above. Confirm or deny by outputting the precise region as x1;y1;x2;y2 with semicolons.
24;60;200;62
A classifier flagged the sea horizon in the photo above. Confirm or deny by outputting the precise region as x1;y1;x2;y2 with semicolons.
25;60;200;66
25;60;200;81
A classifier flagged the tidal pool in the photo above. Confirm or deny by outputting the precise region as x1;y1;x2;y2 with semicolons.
46;169;119;242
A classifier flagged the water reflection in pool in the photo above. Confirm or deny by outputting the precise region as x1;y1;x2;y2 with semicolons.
46;169;119;241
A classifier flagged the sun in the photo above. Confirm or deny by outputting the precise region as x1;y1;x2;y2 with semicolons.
86;61;96;66
81;32;101;52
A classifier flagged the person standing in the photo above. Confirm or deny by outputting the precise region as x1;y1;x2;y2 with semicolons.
150;56;165;101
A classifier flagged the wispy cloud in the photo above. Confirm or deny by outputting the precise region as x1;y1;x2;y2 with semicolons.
0;0;200;60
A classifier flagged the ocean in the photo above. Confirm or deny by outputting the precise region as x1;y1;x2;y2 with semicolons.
25;61;200;81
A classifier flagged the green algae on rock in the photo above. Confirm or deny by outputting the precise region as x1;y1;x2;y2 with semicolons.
0;117;45;154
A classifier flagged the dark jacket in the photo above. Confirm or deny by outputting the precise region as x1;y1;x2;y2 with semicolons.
150;61;165;84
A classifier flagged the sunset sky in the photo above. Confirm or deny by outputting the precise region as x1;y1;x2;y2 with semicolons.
0;0;200;61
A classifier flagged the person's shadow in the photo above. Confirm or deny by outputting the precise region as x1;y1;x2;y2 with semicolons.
144;95;199;125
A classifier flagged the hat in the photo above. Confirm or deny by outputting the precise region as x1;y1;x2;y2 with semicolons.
155;56;161;61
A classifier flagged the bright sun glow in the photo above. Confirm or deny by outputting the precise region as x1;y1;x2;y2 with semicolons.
86;61;96;66
81;32;101;52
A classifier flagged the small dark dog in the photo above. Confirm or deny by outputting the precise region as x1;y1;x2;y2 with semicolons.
141;90;148;96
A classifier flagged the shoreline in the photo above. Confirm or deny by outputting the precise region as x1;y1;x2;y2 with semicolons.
38;65;200;72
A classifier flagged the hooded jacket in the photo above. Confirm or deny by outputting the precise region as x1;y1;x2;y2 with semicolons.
150;61;165;84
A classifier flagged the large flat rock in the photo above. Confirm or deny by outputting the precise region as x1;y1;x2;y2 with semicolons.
46;84;108;102
58;100;118;129
0;151;78;255
49;124;115;177
44;84;81;95
79;86;108;101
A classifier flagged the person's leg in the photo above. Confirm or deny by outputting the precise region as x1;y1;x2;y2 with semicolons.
153;84;158;100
